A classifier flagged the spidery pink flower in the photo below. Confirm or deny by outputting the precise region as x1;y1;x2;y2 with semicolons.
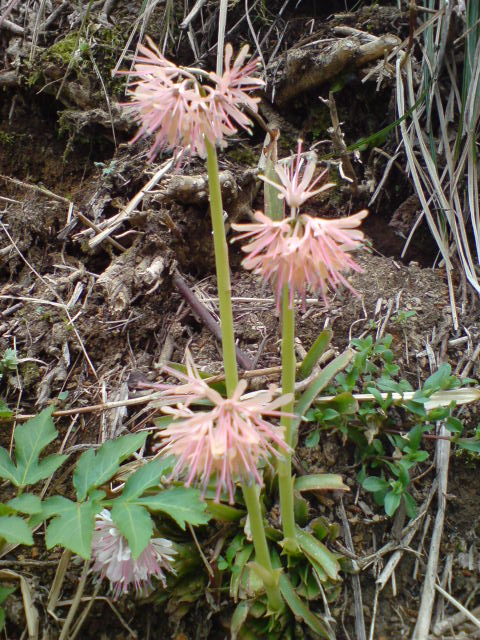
91;509;176;599
122;38;263;159
153;353;291;504
260;140;335;213
233;209;368;309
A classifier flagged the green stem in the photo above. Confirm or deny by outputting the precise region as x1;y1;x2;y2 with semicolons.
242;483;283;612
277;285;298;552
205;139;239;396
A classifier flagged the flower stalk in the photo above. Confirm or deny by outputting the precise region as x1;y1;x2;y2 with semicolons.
205;139;284;609
242;483;283;612
205;138;239;396
277;285;298;552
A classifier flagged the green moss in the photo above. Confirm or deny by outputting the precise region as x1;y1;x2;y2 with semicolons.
44;33;83;67
227;144;258;167
0;131;14;146
19;362;40;389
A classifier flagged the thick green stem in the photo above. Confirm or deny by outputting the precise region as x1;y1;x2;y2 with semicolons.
277;285;299;552
205;139;238;396
242;483;283;612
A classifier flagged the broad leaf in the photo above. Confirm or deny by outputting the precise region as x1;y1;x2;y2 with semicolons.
121;457;175;500
384;491;401;516
73;433;148;501
111;503;153;559
0;516;33;546
363;476;389;493
8;494;42;515
0;448;19;485
294;351;353;445
45;497;100;558
231;601;250;640
279;573;334;639
13;407;67;486
205;501;245;522
295;474;349;493
136;486;210;529
297;330;332;380
457;438;480;453
0;586;15;606
296;526;341;581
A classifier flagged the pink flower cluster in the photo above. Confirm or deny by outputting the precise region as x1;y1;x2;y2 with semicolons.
123;38;263;159
261;140;335;214
234;210;367;309
91;509;176;599
153;353;291;503
234;141;368;308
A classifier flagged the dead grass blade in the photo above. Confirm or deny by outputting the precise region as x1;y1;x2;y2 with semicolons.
0;569;39;639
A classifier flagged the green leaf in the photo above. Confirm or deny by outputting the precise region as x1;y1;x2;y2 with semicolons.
295;526;341;581
0;401;13;420
384;491;402;516
231;601;250;640
111;503;153;559
121;457;175;500
445;416;463;434
297;330;332;380
424;363;455;391
73;433;148;501
263;148;284;222
0;448;20;485
205;501;245;522
0;607;4;631
363;476;389;493
295;474;349;493
8;494;42;515
14;407;67;486
0;516;33;545
294;351;353;443
457;438;480;453
1;349;18;371
45;497;99;559
0;586;15;606
403;492;417;518
305;428;319;448
136;486;210;529
279;573;334;639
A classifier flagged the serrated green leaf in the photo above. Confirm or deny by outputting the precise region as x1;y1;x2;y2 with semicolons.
0;448;19;485
279;573;334;639
8;494;42;515
136;487;210;529
121;457;175;500
45;498;99;559
111;503;152;559
297;330;332;380
0;516;33;545
295;474;348;493
14;407;66;487
73;433;148;501
296;526;341;581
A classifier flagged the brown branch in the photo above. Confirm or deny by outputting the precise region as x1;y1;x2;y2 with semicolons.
172;271;255;371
